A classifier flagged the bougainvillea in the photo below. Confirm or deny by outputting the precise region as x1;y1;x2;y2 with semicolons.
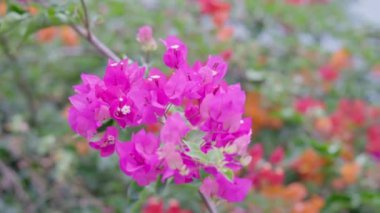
67;27;252;202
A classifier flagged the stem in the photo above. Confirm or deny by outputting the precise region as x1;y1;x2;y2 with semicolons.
199;190;218;213
80;0;91;40
71;25;120;62
72;1;120;61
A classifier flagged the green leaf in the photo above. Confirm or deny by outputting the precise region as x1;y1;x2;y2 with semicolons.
8;3;27;14
0;12;28;34
221;168;234;181
310;140;341;159
97;119;114;132
183;131;225;166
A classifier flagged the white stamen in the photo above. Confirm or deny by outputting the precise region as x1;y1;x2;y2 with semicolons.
107;136;115;144
121;105;131;115
211;70;218;76
119;97;124;102
171;44;179;49
150;75;161;79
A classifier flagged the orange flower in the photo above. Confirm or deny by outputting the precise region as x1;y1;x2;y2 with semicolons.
75;139;89;156
61;105;71;119
309;196;324;210
340;144;354;161
216;26;234;42
245;91;283;132
314;116;332;135
329;48;351;70
199;0;231;27
340;162;360;184
331;178;345;190
293;149;326;183
261;185;285;199
60;26;80;46
293;69;316;88
293;196;324;213
213;10;229;27
372;64;380;76
0;1;6;16
28;6;39;16
283;183;307;202
36;27;58;43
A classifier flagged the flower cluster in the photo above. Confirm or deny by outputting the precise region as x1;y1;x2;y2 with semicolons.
247;144;285;187
68;30;252;202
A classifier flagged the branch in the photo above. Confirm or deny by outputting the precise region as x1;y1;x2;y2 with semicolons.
199;190;218;213
71;25;120;62
72;0;120;62
80;0;91;40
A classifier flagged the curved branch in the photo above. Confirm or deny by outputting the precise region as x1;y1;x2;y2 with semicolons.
199;190;218;213
71;25;120;62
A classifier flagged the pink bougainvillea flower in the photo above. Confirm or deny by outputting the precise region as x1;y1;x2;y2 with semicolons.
137;25;154;44
97;59;165;127
89;126;119;157
249;143;264;169
319;65;339;82
161;36;188;69
249;163;284;187
367;124;380;160
164;70;189;105
68;74;109;139
200;84;247;147
117;129;160;186
160;113;190;145
336;99;367;125
159;113;200;184
200;176;219;197
201;173;251;202
137;25;157;51
269;147;285;165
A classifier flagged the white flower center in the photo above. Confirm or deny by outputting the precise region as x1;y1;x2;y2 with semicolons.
171;44;179;49
121;105;131;115
107;136;115;144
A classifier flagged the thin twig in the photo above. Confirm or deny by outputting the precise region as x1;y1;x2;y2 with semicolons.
71;25;120;62
80;0;91;40
199;190;218;213
72;1;120;61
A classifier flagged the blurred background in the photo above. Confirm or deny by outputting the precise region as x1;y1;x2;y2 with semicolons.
1;0;380;212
